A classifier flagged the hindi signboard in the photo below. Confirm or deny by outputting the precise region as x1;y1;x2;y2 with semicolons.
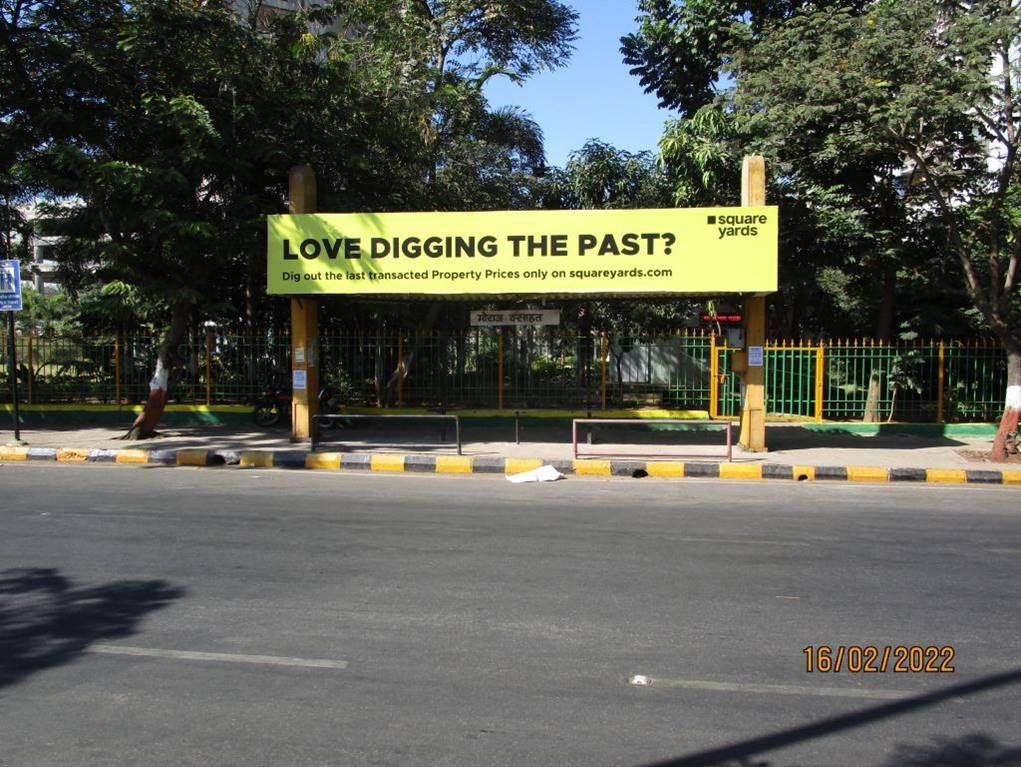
470;309;560;327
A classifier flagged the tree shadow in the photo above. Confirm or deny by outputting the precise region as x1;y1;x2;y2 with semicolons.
885;734;1021;766
765;425;968;451
678;734;1021;767
637;668;1021;767
0;567;185;689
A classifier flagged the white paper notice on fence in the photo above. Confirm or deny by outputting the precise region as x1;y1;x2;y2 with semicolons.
292;369;307;390
748;346;764;367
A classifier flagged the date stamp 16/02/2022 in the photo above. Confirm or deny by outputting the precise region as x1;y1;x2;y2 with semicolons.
803;645;956;673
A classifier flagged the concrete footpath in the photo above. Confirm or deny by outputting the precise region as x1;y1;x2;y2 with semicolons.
2;418;1020;485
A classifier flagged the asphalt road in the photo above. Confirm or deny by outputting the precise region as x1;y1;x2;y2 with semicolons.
1;464;1019;767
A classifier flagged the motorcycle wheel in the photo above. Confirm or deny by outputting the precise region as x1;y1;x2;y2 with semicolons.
253;404;282;427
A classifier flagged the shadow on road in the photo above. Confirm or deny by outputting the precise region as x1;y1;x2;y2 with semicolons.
884;734;1021;766
638;668;1021;767
0;567;185;689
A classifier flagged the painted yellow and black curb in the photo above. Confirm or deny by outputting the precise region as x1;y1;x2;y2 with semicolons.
2;444;1020;485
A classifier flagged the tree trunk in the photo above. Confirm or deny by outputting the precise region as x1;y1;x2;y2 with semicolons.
991;344;1021;461
862;370;883;423
876;266;896;340
383;304;442;401
123;304;190;440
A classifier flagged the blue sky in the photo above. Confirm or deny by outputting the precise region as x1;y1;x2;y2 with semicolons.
483;0;676;169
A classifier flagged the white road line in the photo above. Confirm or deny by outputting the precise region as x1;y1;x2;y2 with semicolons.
636;677;918;700
89;644;349;670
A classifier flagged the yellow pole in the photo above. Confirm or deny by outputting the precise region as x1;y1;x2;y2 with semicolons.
937;341;946;423
738;155;767;451
709;332;719;419
497;329;504;410
26;334;33;405
114;331;122;405
205;330;213;407
397;333;404;407
815;342;825;422
288;164;319;441
600;331;607;410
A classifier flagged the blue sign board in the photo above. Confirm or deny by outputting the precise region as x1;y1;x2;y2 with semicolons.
0;259;22;311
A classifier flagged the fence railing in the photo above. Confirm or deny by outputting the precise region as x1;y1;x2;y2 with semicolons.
0;330;1008;422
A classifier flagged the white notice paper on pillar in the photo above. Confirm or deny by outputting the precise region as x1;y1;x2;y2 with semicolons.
294;346;306;364
293;369;307;390
748;346;764;367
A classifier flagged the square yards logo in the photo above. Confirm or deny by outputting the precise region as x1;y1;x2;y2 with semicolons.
707;213;767;239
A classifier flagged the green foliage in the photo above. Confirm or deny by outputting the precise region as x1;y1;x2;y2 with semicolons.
540;139;673;211
659;106;739;206
621;0;871;115
730;0;1021;345
625;0;1019;344
15;287;77;335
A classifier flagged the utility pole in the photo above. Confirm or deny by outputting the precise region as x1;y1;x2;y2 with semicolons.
288;165;320;442
738;157;767;452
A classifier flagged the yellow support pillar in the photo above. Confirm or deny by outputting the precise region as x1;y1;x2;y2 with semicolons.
739;155;768;452
289;164;319;441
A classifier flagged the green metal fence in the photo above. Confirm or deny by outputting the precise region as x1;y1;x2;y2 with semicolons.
714;338;1006;422
0;329;1010;421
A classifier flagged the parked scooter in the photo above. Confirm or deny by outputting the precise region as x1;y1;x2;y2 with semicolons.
252;384;338;428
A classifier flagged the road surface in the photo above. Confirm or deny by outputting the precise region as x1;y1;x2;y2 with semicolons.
1;463;1019;766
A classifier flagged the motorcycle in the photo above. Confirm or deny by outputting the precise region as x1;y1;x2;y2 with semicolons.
252;384;339;428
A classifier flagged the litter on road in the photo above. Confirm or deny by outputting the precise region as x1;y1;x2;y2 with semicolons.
506;465;565;483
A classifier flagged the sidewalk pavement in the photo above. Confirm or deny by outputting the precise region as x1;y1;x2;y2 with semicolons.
3;420;1019;485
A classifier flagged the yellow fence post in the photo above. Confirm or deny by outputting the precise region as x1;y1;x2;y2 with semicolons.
397;333;404;407
937;341;946;423
600;331;608;410
709;333;719;419
815;342;825;422
497;328;504;410
204;330;213;407
114;331;122;405
26;333;33;405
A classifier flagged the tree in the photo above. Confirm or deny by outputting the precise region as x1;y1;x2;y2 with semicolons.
625;0;1020;447
16;0;380;436
339;0;577;210
725;0;1021;451
620;0;873;116
533;140;681;400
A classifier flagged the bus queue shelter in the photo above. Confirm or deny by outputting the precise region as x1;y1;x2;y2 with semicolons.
268;157;775;451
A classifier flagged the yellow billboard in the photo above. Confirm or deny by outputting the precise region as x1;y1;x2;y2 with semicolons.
266;207;777;296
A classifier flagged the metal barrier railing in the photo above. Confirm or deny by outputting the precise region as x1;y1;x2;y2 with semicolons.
311;413;461;454
572;418;735;461
0;330;1007;422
